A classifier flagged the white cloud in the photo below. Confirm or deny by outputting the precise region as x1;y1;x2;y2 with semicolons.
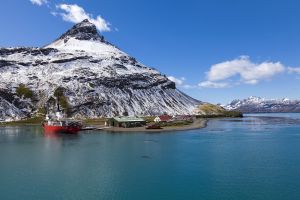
30;2;112;31
287;67;300;74
204;56;285;86
168;76;197;89
198;81;230;88
168;76;185;86
244;79;258;85
50;11;58;16
30;0;48;6
181;84;197;89
56;4;111;32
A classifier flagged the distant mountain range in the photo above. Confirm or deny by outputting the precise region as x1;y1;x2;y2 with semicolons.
224;96;300;113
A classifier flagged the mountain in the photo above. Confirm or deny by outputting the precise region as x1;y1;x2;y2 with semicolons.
193;103;242;117
224;96;300;113
0;19;201;121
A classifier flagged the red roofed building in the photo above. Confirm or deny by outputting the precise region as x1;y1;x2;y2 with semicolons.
154;115;172;122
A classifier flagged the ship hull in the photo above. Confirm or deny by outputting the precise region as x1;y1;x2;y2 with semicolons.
43;124;81;134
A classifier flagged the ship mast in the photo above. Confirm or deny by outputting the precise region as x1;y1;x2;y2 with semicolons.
56;96;63;120
57;96;60;112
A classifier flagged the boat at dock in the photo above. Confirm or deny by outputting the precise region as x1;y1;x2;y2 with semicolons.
43;112;82;134
42;97;82;134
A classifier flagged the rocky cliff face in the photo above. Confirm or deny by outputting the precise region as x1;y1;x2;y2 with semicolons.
0;20;200;121
224;96;300;113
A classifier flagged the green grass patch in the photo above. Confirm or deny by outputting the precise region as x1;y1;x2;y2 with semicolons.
84;118;107;125
16;84;34;99
159;120;193;127
142;116;156;124
53;87;70;114
0;117;44;126
196;103;243;118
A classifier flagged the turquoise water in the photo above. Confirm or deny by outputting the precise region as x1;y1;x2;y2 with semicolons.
1;114;300;200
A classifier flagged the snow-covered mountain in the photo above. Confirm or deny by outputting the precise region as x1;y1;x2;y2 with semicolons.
224;96;300;113
0;19;200;121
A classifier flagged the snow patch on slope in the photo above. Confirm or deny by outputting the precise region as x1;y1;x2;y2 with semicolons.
46;37;121;55
0;97;26;121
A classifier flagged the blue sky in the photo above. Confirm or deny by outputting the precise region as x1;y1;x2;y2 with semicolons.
1;0;300;104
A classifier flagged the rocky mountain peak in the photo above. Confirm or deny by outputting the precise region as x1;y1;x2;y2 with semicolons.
56;19;105;43
0;20;201;120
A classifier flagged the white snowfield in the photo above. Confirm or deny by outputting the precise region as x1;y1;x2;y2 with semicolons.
0;20;200;120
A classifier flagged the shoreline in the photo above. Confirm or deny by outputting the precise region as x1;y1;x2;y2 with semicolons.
101;118;208;133
0;118;208;132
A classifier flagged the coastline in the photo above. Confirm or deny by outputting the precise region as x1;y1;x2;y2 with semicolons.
102;118;208;133
0;118;208;132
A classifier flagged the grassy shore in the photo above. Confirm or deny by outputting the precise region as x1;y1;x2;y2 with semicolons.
0;110;242;129
83;118;107;125
0;117;108;126
103;118;207;132
0;117;44;126
195;104;243;118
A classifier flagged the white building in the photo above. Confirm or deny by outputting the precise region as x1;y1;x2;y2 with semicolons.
154;116;161;122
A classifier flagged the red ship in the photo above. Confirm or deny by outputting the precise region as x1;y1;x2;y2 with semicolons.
42;98;82;134
43;118;82;134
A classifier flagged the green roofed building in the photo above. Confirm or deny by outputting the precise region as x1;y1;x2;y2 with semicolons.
108;117;146;128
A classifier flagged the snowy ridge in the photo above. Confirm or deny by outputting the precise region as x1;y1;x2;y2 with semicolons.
224;96;300;113
0;97;26;121
0;19;200;120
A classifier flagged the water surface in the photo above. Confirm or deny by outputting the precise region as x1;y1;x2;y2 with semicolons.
1;113;300;200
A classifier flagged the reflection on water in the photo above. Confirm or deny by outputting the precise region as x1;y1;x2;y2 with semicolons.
0;126;42;143
0;126;39;136
1;114;300;200
213;114;300;132
44;131;80;140
0;126;81;150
